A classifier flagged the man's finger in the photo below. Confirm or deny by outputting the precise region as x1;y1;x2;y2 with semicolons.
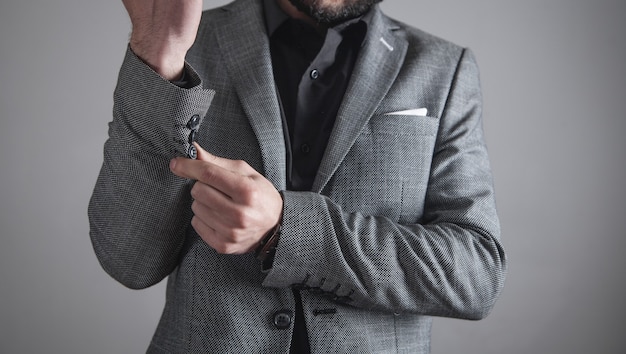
170;156;243;197
194;142;255;175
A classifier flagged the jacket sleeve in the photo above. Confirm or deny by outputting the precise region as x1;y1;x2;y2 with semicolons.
88;47;215;289
262;48;507;320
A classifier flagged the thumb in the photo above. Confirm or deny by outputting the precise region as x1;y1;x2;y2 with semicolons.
193;142;213;162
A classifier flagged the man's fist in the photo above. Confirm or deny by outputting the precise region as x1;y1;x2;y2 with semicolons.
170;143;284;255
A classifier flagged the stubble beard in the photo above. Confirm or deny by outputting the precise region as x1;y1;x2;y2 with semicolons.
288;0;383;25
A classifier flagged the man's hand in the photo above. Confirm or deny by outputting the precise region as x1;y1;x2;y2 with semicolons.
170;143;284;254
121;0;203;80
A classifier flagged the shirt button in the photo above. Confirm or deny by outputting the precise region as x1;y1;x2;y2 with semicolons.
186;114;200;130
300;143;311;154
273;310;293;329
310;69;319;80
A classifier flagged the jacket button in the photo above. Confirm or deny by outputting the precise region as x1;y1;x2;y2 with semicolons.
273;310;293;329
188;130;197;144
186;114;200;130
310;69;319;79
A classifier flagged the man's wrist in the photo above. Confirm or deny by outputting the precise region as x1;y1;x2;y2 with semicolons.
128;40;186;81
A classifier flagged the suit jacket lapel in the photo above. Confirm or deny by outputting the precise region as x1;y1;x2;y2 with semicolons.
213;0;287;190
312;7;408;193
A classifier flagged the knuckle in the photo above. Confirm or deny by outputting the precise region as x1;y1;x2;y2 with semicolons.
224;228;240;241
238;181;258;204
229;208;246;228
190;215;203;230
234;159;249;171
231;209;249;229
190;183;200;199
191;217;204;237
199;164;216;183
190;200;200;214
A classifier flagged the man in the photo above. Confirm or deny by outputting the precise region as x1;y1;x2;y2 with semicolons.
89;0;507;352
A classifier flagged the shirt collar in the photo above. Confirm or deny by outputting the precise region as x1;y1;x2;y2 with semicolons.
264;0;290;36
263;0;374;37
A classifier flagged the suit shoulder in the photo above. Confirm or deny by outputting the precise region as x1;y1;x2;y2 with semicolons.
199;0;253;21
387;17;468;65
197;0;264;37
199;2;232;29
390;17;464;50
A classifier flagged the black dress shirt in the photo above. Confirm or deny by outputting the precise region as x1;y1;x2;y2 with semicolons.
263;0;370;352
265;1;369;192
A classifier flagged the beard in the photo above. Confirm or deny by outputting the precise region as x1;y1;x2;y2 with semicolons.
288;0;383;25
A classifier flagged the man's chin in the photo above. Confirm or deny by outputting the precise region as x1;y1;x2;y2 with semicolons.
288;0;382;25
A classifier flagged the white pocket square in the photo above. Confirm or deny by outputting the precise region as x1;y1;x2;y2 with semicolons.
384;108;428;116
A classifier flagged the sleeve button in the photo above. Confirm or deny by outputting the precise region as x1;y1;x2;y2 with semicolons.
186;114;200;130
187;144;197;159
188;130;197;144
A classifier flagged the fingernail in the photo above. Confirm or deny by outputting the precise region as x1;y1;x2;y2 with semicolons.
169;158;177;170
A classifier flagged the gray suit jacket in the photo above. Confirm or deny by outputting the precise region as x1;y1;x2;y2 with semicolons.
89;0;507;352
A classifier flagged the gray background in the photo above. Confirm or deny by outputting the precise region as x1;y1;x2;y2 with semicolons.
1;0;624;353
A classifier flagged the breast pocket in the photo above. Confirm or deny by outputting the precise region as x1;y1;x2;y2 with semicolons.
325;114;439;223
